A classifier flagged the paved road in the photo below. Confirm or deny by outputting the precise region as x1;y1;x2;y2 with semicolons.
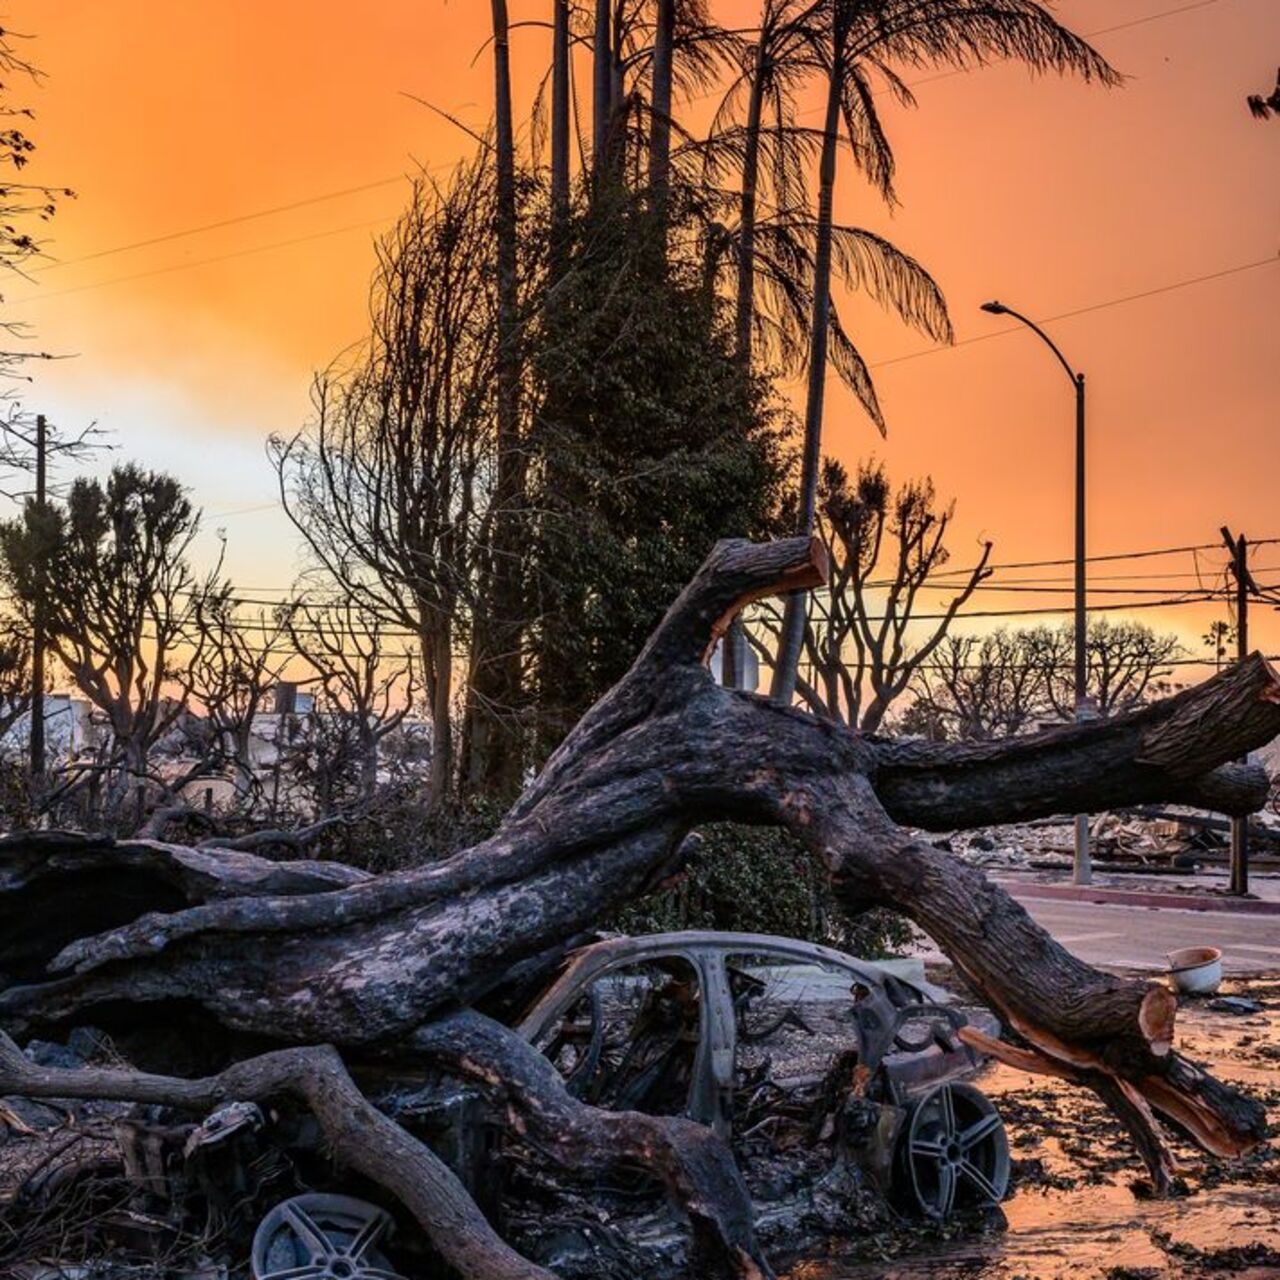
1010;894;1280;974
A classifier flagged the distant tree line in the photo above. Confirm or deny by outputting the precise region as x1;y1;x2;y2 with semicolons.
901;618;1184;741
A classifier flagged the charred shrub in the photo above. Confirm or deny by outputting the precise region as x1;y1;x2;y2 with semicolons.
616;823;911;957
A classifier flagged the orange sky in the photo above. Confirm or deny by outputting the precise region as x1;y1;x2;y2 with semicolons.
4;0;1279;671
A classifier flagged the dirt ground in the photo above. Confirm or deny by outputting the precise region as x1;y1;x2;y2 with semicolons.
785;974;1280;1280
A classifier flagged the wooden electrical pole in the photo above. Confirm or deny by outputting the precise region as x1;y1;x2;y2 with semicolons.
0;411;106;785
1221;525;1254;895
29;413;46;779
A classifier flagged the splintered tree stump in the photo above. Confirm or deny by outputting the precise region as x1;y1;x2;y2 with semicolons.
1;536;1277;1277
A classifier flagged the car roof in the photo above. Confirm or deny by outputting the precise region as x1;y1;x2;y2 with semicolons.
555;931;953;1003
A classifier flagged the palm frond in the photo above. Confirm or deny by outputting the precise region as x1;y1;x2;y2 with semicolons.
837;60;897;203
828;305;885;433
824;223;951;342
848;0;1121;88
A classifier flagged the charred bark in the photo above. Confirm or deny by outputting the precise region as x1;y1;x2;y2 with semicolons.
2;536;1278;1275
0;829;365;982
0;1027;553;1280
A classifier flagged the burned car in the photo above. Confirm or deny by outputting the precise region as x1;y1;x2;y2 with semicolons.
1;932;1011;1280
517;931;1010;1221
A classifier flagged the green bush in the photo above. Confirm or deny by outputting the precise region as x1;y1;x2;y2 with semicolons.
615;823;912;959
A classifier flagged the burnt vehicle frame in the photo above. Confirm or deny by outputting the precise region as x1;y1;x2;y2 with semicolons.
0;931;1012;1279
515;930;1010;1219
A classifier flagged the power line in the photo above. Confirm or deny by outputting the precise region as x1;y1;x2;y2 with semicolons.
219;539;1280;601
1081;0;1230;38
1;587;1225;637
851;592;1219;623
3;537;1261;619
204;562;1280;595
8;216;397;308
883;581;1227;596
869;257;1278;371
28;176;413;277
889;538;1276;583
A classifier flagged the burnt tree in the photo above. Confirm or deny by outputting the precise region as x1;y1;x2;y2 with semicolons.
1;537;1277;1278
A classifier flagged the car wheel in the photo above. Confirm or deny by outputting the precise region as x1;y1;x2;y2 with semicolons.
251;1192;406;1280
895;1081;1009;1219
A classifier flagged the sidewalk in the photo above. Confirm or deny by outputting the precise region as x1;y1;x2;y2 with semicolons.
995;873;1280;916
911;871;1280;974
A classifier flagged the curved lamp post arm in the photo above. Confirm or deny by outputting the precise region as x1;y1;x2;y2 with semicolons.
981;301;1079;385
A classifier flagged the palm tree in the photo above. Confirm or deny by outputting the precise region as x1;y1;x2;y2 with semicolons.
769;0;1119;702
584;1;737;203
466;0;526;792
701;3;945;428
551;0;572;239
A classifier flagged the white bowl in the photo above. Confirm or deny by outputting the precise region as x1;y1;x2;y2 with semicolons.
1167;945;1223;995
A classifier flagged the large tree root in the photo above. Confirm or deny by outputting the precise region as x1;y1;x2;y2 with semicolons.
0;1013;768;1280
0;1028;552;1280
2;536;1278;1272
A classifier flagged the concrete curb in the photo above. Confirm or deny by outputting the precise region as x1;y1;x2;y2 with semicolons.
997;879;1280;916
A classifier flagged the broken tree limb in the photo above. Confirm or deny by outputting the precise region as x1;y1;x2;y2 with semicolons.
870;654;1280;827
409;1012;771;1279
2;536;1278;1266
0;1028;553;1280
194;814;351;854
0;829;368;982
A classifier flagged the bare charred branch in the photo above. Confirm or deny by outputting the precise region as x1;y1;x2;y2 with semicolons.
0;1029;555;1280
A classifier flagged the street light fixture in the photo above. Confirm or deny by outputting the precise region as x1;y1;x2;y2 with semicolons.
982;299;1092;886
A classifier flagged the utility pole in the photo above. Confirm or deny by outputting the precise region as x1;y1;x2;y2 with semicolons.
29;414;46;779
980;300;1091;884
1221;526;1254;895
0;411;106;785
1071;370;1090;885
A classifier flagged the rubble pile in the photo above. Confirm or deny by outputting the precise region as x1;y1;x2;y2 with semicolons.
926;808;1280;874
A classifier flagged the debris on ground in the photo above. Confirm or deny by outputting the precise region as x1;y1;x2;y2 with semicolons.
793;975;1280;1279
1208;996;1263;1016
926;807;1280;882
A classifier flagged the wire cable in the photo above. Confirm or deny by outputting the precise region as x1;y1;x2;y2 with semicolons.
8;216;397;308
870;257;1278;371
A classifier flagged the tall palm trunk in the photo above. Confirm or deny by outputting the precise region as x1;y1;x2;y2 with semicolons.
491;0;519;448
733;40;767;366
551;0;571;246
720;40;768;692
592;0;613;180
771;22;843;704
467;0;525;796
648;0;675;232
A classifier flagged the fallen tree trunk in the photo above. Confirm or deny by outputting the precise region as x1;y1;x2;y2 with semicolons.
0;829;367;982
0;1012;769;1279
2;536;1277;1274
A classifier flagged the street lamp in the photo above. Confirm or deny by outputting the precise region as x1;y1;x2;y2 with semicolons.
981;299;1091;886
